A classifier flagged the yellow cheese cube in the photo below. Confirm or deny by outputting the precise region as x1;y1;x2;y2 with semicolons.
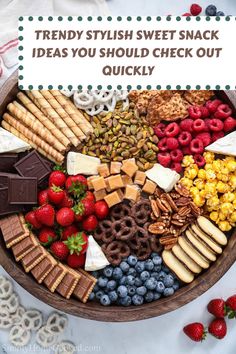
92;176;107;191
142;179;157;194
134;171;146;186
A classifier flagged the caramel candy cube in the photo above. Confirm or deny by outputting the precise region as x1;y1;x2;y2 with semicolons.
104;191;122;208
116;189;124;201
94;189;107;201
107;174;124;191
122;158;135;165
104;178;112;192
122;175;133;186
142;179;157;194
124;185;140;202
87;176;99;190
110;162;122;174
121;160;138;178
134;171;146;186
92;176;106;191
97;163;110;177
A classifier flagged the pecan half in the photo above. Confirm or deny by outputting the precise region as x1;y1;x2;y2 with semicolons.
162;193;179;212
156;199;170;213
150;199;160;218
148;222;166;235
175;183;190;197
159;235;178;246
178;206;191;217
171;219;185;226
175;197;191;206
190;201;201;216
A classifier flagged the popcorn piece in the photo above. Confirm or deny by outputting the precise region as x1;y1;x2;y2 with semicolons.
122;175;133;186
107;174;124;191
134;171;146;186
121;160;138;178
91;176;106;191
94;189;107;201
142;179;157;194
104;191;123;208
110;161;122;174
97;163;110;177
124;185;140;202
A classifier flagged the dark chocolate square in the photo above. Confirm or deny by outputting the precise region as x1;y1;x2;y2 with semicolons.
14;151;51;182
0;173;20;189
0;188;24;216
0;153;18;173
8;177;37;205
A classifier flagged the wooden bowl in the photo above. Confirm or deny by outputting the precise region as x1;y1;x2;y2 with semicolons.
0;71;236;322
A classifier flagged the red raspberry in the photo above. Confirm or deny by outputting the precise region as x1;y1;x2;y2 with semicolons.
209;119;224;132
182;13;191;16
166;137;179;150
188;106;202;119
178;131;192;146
157;152;171;167
190;138;204;154
154;123;166;138
158;138;168;152
195;132;211;147
211;131;224;142
182;146;192;155
204;118;212;131
190;4;202;16
165;122;180;137
193;119;206;132
170;149;183;162
214;104;233;119
223;117;236;132
206;99;222;114
200;106;210;118
194;154;206;167
170;162;182;173
180;119;193;132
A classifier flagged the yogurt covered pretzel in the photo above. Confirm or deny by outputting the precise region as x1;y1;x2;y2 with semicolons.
9;325;31;347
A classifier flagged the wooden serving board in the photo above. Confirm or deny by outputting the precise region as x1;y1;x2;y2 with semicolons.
0;70;236;322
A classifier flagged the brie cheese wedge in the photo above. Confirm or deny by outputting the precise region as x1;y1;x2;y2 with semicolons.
85;236;110;271
206;131;236;156
146;163;180;192
67;152;101;176
0;128;31;153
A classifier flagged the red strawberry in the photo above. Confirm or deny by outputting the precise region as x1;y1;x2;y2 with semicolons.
65;175;87;198
208;318;227;339
61;224;79;241
56;207;75;227
58;191;74;208
82;215;98;231
35;204;55;227
38;227;57;246
226;294;236;318
73;203;85;222
183;322;206;342
81;199;95;216
51;241;69;260
49;170;66;188
207;299;226;318
64;232;88;255
82;191;95;203
38;189;49;206
67;253;86;268
94;200;109;220
48;186;65;205
25;210;42;229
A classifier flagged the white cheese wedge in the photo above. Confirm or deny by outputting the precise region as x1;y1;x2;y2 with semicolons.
0;128;30;153
85;236;110;271
67;152;101;175
145;163;180;192
206;131;236;156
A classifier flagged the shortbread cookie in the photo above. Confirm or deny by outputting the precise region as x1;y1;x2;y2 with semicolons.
162;250;194;283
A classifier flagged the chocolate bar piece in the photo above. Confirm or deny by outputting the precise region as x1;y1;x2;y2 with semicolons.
11;234;37;261
0;214;29;248
0;188;25;216
44;264;66;293
0;173;20;188
14;150;51;182
21;246;46;272
31;255;57;284
8;176;37;205
73;269;97;303
0;153;18;173
56;266;80;299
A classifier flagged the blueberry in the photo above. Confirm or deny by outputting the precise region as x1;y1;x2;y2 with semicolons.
216;11;225;16
127;268;137;277
113;267;123;280
161;265;170;273
163;274;174;288
151;252;158;258
153;292;161;300
153;265;162;272
127;255;138;266
145;259;154;271
152;255;162;266
157;271;166;281
119;296;132;306
156;281;165;294
98;276;108;288
126;275;135;286
108;290;118;302
93;284;100;292
91;271;99;278
127;285;136;296
145;291;154;303
151;272;159;279
205;5;217;16
173;280;180;291
106;280;117;291
140;271;150;282
117;285;128;298
119;276;127;285
135;261;145;273
96;290;104;300
134;277;142;287
100;294;111;306
120;261;130;273
132;294;144;306
89;292;95;301
136;286;147;296
145;277;157;290
103;266;113;278
163;287;175;297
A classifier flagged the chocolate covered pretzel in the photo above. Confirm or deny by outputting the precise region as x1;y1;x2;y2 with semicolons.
131;199;152;225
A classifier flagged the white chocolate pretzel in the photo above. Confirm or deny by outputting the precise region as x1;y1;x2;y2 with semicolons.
21;309;43;331
46;312;68;334
36;325;58;348
9;325;31;347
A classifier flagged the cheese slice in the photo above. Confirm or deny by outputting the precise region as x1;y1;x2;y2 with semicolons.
85;236;110;271
145;163;180;192
0;128;30;153
67;152;101;176
206;131;236;156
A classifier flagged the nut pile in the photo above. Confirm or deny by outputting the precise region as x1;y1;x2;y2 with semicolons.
80;102;159;170
148;183;202;249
